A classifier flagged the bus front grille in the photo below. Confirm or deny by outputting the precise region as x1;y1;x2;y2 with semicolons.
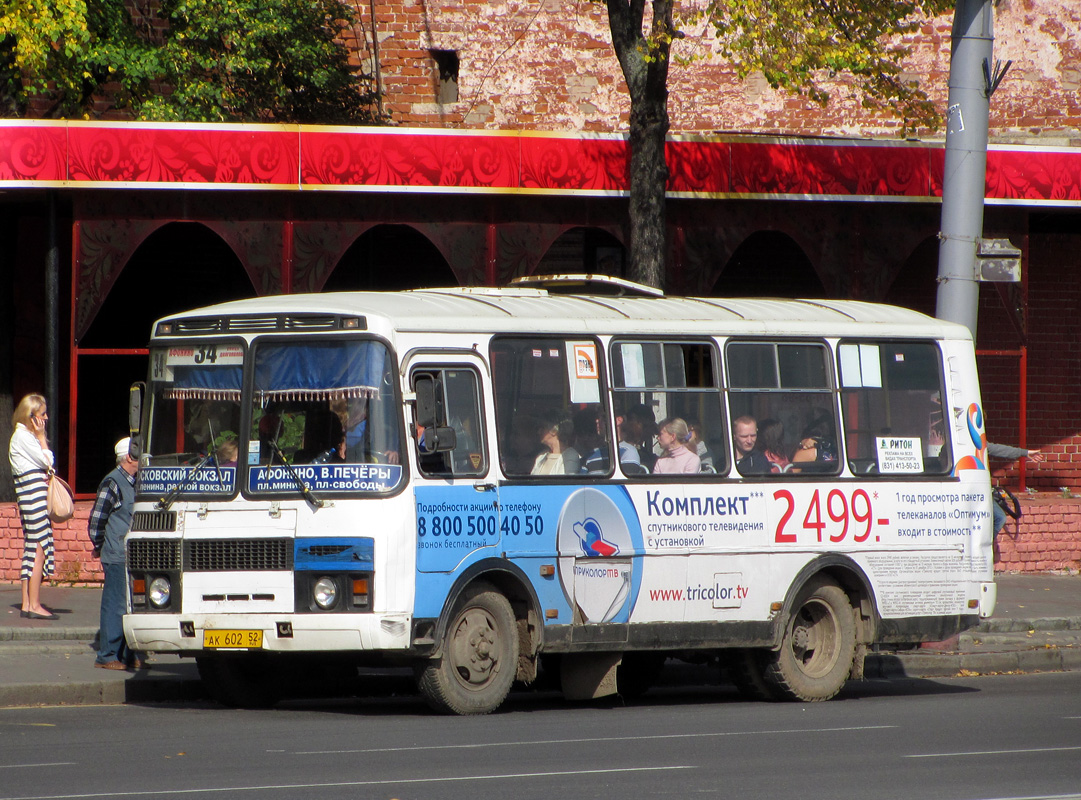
184;538;293;572
128;539;182;571
131;511;177;532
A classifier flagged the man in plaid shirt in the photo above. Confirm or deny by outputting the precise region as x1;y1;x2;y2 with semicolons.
87;437;143;670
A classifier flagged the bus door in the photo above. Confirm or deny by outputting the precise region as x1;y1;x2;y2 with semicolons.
408;357;499;579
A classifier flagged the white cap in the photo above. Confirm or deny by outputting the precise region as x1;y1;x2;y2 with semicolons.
115;437;131;460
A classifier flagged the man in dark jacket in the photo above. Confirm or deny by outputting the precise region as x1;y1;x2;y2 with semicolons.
733;415;771;475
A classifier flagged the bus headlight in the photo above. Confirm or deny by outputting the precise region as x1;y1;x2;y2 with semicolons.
148;576;171;609
313;576;339;610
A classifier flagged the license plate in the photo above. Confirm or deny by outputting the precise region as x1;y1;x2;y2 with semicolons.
203;629;263;649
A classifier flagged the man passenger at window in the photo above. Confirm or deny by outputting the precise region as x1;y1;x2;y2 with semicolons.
733;415;771;475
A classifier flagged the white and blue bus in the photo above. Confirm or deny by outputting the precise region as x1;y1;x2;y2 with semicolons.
124;275;996;713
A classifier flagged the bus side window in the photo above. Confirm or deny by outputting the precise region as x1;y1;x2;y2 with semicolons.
611;339;725;477
838;340;951;476
411;368;486;478
726;341;840;477
490;337;610;479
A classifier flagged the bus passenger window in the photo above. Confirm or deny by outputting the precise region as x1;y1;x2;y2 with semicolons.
726;341;840;477
611;340;725;477
490;338;610;479
838;340;951;476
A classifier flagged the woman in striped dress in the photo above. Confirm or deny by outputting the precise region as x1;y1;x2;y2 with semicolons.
8;394;57;620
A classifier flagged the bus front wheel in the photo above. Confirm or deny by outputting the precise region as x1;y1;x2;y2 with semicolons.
764;577;855;702
417;582;518;715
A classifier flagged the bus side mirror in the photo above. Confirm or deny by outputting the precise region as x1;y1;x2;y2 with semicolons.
422;426;457;454
414;375;456;453
129;382;144;458
415;376;438;428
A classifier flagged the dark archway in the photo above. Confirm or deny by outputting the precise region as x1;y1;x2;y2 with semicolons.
885;236;938;316
81;222;255;348
535;227;626;278
323;225;456;291
710;231;823;298
74;223;253;492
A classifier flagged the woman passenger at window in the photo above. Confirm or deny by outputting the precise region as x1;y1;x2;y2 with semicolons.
531;411;580;475
759;418;789;473
653;417;701;474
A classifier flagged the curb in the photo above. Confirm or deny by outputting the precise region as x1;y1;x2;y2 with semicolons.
0;676;207;709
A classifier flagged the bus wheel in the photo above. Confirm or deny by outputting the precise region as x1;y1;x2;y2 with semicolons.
764;577;855;702
196;655;281;709
418;582;518;715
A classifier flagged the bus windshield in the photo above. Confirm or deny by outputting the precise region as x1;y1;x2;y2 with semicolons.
138;338;405;500
140;343;246;499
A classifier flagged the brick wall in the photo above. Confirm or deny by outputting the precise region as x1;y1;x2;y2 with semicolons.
1;502;102;586
357;0;1081;141
995;497;1081;573
978;229;1081;494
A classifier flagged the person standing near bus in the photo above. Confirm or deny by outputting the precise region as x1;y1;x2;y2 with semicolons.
8;393;58;620
988;443;1044;535
88;437;144;670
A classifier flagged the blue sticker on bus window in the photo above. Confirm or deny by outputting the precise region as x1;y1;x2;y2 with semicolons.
248;463;402;494
139;466;236;495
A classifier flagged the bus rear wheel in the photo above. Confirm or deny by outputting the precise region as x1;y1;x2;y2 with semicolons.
417;582;518;715
763;577;855;702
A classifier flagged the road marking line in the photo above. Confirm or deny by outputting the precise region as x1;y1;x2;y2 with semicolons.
905;745;1081;759
0;764;76;770
0;765;695;800
292;725;897;755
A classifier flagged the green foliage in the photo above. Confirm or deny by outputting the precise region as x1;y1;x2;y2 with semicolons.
0;0;379;123
698;0;955;130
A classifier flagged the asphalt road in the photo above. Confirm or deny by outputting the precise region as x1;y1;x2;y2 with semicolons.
2;672;1081;800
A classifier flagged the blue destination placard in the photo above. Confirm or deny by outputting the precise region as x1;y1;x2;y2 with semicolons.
248;463;402;494
139;466;236;495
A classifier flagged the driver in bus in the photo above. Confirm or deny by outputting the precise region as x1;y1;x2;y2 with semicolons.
332;397;400;465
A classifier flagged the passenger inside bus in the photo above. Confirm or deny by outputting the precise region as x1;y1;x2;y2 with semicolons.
653;417;701;474
790;415;838;472
623;403;658;472
615;411;646;474
215;435;239;468
759;418;790;473
531;411;580;475
331;397;400;465
686;420;715;473
575;407;611;475
733;415;771;475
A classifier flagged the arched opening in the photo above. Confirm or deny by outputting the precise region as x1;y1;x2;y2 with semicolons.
535;227;626;278
323;225;456;291
885;236;938;316
710;231;823;298
74;223;254;492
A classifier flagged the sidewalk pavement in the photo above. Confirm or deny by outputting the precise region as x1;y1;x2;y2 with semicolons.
1;573;1079;709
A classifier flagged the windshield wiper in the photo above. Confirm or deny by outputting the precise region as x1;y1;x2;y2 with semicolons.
266;428;324;509
156;451;216;511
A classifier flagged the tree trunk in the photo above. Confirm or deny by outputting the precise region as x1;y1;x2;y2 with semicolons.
627;89;669;289
605;0;674;290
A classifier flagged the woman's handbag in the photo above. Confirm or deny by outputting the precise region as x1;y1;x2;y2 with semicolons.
46;470;76;523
